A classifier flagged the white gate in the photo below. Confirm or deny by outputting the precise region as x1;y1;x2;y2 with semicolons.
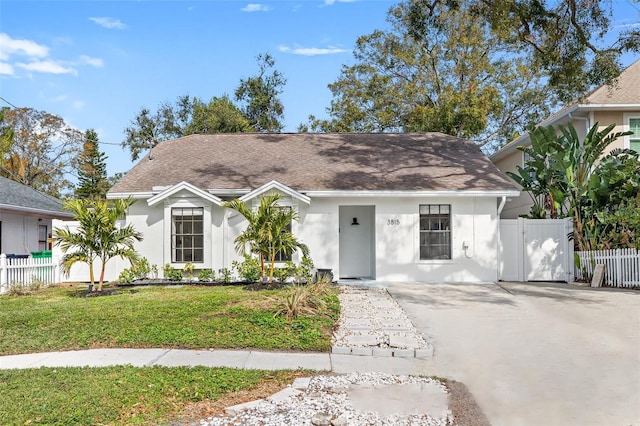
499;218;574;282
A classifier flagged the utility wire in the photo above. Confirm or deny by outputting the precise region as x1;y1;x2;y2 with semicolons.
0;95;124;146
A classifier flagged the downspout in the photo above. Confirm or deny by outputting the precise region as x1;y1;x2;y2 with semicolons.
498;196;507;216
496;196;507;282
568;112;590;135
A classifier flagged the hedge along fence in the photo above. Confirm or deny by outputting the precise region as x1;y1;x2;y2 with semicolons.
575;248;640;288
0;254;60;294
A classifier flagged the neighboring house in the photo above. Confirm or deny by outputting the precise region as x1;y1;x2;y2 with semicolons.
0;176;72;256
108;133;518;283
491;59;640;219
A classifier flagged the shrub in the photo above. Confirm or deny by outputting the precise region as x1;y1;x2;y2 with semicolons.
197;268;216;282
232;254;261;282
273;261;296;283
293;256;315;284
118;258;155;284
183;262;194;279
273;280;330;320
163;264;183;281
219;268;232;283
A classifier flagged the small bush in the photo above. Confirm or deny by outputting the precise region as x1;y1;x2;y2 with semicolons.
233;255;261;282
273;261;296;283
219;268;232;283
274;284;328;320
118;258;155;283
293;256;315;284
163;264;183;281
197;268;216;281
183;262;195;279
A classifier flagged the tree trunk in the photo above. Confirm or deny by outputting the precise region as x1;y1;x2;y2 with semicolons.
88;260;95;291
269;254;276;283
98;262;106;292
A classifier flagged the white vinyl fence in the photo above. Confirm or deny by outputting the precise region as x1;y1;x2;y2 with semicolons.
575;248;640;288
0;254;61;294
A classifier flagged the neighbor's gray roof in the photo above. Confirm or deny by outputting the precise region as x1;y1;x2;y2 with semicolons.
110;133;518;194
0;176;71;217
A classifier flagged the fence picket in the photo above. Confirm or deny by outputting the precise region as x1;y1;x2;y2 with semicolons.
0;254;58;294
576;248;640;288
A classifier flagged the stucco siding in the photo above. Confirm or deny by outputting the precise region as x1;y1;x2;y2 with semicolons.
0;212;51;255
116;194;502;283
493;150;531;219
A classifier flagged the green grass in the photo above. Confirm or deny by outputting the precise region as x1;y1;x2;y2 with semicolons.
0;366;306;425
0;285;340;355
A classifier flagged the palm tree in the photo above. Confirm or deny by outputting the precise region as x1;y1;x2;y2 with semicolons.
53;197;143;291
225;194;309;283
266;206;309;283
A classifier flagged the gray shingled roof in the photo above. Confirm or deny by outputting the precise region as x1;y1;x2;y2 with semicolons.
110;133;518;194
0;176;70;217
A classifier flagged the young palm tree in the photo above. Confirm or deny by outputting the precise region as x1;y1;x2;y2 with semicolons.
53;197;143;291
225;194;309;283
266;206;309;283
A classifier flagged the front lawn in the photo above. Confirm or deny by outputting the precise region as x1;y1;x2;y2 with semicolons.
0;284;340;355
0;366;307;425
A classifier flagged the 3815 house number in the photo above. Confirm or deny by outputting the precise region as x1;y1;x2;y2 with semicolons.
387;219;400;226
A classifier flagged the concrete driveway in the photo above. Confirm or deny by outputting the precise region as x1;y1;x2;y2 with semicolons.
387;282;640;426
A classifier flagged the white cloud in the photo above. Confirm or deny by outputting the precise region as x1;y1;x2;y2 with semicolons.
16;60;77;75
241;3;271;12
89;17;127;30
0;33;49;61
73;100;86;110
0;62;14;75
278;45;350;56
324;0;356;5
79;55;104;68
613;22;640;29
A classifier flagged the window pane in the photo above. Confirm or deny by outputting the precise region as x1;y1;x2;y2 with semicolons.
419;204;451;260
630;118;640;138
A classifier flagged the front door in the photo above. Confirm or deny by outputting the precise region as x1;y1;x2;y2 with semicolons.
339;206;375;279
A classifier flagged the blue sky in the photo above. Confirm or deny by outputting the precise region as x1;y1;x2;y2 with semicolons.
1;0;639;179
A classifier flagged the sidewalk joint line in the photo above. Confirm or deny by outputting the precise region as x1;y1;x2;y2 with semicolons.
146;349;171;366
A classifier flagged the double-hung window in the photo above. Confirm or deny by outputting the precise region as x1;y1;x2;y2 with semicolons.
171;207;204;263
419;204;451;260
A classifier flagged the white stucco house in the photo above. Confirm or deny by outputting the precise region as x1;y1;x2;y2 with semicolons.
108;133;519;283
0;176;72;256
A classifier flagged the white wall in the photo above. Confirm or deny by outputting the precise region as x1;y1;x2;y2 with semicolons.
0;211;52;255
112;193;502;283
52;219;131;283
298;196;500;283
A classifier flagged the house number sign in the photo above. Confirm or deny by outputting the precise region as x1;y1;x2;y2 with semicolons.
387;219;400;226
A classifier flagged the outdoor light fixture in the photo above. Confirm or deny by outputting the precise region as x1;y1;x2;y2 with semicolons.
351;217;359;226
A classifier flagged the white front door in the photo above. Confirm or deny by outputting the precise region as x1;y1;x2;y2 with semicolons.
339;206;375;278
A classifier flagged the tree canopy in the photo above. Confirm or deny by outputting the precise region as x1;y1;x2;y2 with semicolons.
0;107;83;197
467;0;640;101
302;0;638;150
300;0;555;149
122;53;286;161
235;53;287;133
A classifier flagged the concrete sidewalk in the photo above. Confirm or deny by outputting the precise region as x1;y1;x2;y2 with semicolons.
0;347;434;375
